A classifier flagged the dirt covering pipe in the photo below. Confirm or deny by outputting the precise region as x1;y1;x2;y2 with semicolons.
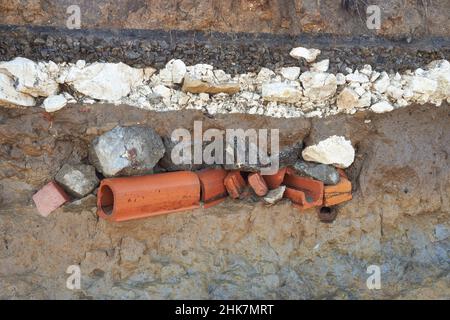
97;171;201;222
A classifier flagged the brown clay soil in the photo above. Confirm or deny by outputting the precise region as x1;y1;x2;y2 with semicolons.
0;103;449;299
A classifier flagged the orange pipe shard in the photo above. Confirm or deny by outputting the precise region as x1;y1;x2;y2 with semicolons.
224;170;246;199
248;172;269;196
97;171;200;222
284;171;324;210
196;168;228;208
263;167;287;190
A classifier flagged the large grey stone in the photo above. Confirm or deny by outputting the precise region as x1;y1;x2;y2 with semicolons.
89;126;165;177
158;136;204;172
293;161;340;185
55;164;99;198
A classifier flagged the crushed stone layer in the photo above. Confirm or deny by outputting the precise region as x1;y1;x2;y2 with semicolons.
0;54;449;119
1;26;449;73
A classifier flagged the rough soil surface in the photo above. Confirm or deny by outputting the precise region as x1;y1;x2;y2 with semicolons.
1;0;449;38
0;103;448;299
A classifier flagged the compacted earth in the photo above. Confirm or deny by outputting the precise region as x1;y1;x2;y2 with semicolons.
0;103;449;299
0;0;449;300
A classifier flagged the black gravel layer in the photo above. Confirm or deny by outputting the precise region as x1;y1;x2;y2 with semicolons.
0;25;449;74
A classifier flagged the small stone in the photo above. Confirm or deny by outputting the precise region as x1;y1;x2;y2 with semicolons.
346;72;369;83
182;74;240;95
0;73;35;106
300;72;337;101
0;57;59;97
261;82;302;103
337;88;359;111
289;47;321;62
263;186;286;204
373;72;390;93
293;161;340;185
55;164;99;198
280;67;301;81
409;76;437;95
42;94;67;112
310;59;329;72
336;73;346;85
302;135;355;168
89;126;165;177
76;60;86;68
256;68;276;83
152;84;171;99
370;101;394;113
65;62;144;101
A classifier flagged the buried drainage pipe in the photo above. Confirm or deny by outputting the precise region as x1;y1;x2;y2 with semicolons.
97;171;200;222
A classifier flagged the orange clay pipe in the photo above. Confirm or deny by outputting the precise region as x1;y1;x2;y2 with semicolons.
97;171;200;222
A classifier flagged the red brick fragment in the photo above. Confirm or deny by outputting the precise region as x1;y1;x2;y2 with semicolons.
32;181;70;217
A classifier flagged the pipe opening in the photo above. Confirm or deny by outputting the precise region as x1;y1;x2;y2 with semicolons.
100;185;114;216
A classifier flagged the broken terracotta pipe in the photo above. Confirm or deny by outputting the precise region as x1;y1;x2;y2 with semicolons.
248;172;269;196
323;169;352;206
224;170;246;199
283;170;324;210
196;168;228;208
262;167;287;190
97;171;200;222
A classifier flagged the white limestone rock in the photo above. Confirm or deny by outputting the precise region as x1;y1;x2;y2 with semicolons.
0;73;36;106
373;72;390;93
289;47;321;62
0;57;59;97
65;62;144;101
336;88;359;111
42;94;67;112
370;101;394;113
302;135;355;168
280;67;301;81
346;71;369;83
261;82;302;103
299;72;337;100
310;59;329;72
162;59;187;84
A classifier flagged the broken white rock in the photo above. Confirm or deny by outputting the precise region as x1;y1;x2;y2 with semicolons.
373;72;390;93
336;88;359;111
65;62;144;101
0;73;36;106
346;71;369;83
302;135;355;168
0;57;59;97
163;59;187;84
289;47;321;63
370;101;394;113
264;186;286;205
280;67;301;81
261;82;302;103
300;72;337;100
152;84;171;99
42;94;67;112
311;59;329;72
